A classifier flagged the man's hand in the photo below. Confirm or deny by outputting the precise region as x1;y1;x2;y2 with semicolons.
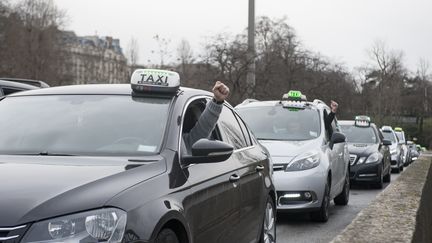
212;81;229;103
330;100;338;113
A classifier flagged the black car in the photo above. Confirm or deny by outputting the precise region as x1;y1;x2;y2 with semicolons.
339;116;392;188
0;69;276;243
0;78;49;96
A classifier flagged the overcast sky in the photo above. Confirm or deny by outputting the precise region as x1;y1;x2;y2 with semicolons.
54;0;432;72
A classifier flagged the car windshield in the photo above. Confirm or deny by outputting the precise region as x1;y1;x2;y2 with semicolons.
340;125;377;144
382;131;396;143
395;131;405;143
0;95;171;156
237;106;321;141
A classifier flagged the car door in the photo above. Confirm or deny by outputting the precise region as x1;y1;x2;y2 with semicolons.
332;118;346;192
180;98;241;243
218;107;267;242
324;109;342;195
378;129;391;174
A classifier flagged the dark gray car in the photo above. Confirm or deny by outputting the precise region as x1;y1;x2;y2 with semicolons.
0;69;276;243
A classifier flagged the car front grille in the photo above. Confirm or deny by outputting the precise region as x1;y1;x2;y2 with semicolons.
349;154;357;166
0;225;27;243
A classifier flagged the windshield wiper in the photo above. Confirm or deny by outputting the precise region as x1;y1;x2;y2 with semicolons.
9;151;78;156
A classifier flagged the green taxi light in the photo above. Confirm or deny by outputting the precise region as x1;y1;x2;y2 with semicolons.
288;90;302;98
394;127;403;132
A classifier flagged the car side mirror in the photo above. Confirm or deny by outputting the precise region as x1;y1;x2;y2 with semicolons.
330;132;346;150
183;139;234;164
382;139;392;146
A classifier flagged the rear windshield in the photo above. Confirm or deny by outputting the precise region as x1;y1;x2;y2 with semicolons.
237;106;321;141
340;125;378;144
0;95;171;156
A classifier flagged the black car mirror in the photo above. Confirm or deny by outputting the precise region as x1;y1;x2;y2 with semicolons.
330;132;346;150
183;139;234;164
382;139;392;146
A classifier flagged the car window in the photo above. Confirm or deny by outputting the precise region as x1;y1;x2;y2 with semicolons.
0;95;171;156
382;131;396;143
340;125;378;144
377;128;384;142
218;106;248;149
2;87;23;95
237;106;321;141
234;112;252;146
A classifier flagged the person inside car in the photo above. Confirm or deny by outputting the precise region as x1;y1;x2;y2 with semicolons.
182;81;230;154
324;100;338;138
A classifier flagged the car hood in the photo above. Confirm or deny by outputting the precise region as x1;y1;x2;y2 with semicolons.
0;156;166;226
259;139;320;162
347;143;378;156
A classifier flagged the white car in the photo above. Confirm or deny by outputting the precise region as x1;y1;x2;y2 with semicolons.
236;91;350;222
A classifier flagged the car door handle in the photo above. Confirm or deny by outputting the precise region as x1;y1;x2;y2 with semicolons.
256;165;265;172
229;174;240;183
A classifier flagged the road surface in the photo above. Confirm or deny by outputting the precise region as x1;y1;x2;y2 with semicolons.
276;173;401;243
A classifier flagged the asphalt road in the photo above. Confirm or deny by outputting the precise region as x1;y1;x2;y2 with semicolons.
276;172;402;243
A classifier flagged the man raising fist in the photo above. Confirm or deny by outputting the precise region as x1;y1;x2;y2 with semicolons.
183;81;230;153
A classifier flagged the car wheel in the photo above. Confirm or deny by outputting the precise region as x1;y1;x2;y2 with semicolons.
374;166;384;189
259;197;276;243
311;182;330;222
383;166;391;183
155;228;180;243
334;170;349;205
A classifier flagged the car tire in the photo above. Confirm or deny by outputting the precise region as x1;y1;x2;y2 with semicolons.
374;166;384;189
383;167;391;183
155;228;180;243
259;196;276;243
311;182;330;222
334;170;349;206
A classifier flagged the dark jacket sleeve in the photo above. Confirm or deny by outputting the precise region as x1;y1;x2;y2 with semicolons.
324;111;335;138
183;100;223;151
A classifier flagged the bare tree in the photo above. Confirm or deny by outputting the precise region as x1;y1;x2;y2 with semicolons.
126;37;140;66
153;35;171;67
0;0;68;85
177;39;194;78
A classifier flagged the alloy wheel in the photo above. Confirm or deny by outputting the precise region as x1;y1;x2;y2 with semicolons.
263;201;276;243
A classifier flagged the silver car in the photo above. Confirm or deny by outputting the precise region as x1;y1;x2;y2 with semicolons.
381;126;404;173
236;93;350;222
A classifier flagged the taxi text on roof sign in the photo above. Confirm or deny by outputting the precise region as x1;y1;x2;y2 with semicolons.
130;69;180;94
282;90;307;102
355;115;371;127
288;90;302;98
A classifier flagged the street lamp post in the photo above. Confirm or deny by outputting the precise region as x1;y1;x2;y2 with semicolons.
246;0;256;98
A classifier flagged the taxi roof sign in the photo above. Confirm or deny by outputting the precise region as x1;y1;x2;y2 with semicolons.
394;127;403;132
131;69;180;94
282;90;307;101
355;115;371;127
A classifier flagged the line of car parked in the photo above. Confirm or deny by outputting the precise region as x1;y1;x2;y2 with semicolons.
0;72;427;243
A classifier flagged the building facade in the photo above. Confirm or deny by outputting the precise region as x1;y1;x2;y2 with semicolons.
62;31;128;84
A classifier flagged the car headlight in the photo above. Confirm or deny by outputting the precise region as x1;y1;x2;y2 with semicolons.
365;152;381;164
286;151;320;171
22;208;127;243
356;157;366;164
